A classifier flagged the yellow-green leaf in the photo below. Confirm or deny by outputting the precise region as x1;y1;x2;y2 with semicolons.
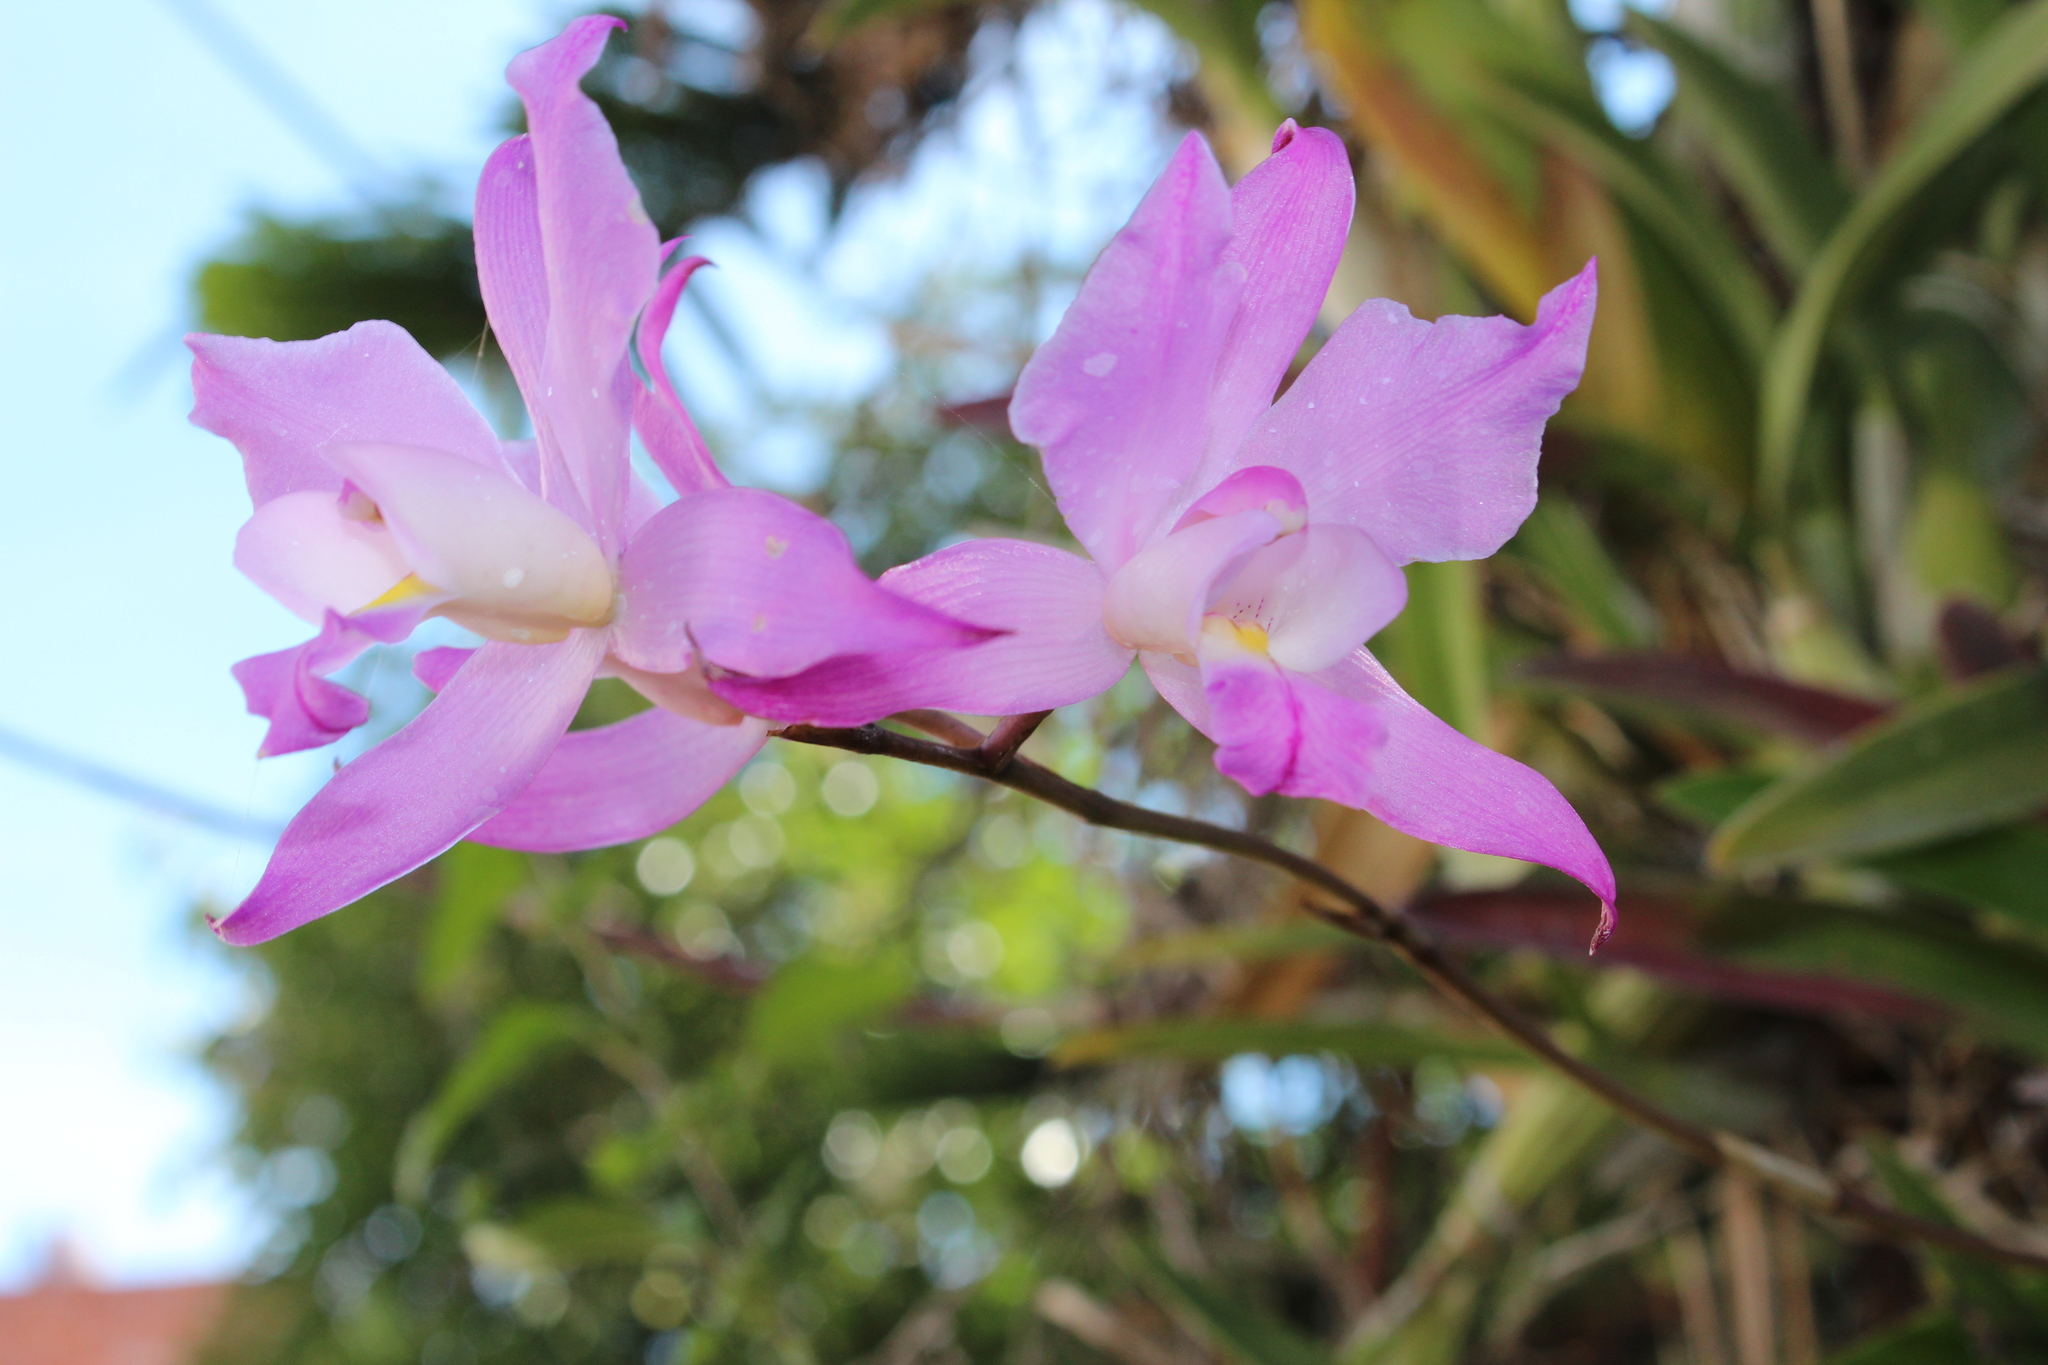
1710;666;2048;872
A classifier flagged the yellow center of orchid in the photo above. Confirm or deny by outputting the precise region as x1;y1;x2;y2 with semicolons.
1197;613;1273;661
358;573;439;612
1225;619;1270;653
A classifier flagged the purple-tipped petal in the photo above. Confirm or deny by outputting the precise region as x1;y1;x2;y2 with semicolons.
472;709;768;853
612;487;995;679
713;538;1133;723
633;251;726;495
1234;262;1597;565
216;630;606;945
1146;644;1615;935
1009;133;1242;571
1198;122;1354;480
233;605;432;757
188;322;503;507
506;16;661;555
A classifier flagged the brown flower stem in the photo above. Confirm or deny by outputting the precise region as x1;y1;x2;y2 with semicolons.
771;712;2048;1272
979;709;1052;772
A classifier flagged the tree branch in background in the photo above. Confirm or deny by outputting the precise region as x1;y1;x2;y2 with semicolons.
772;713;2048;1273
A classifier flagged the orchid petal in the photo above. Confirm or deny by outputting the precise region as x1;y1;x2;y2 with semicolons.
1218;523;1407;674
1154;646;1615;936
624;468;666;537
326;443;612;638
1190;624;1315;794
1009;133;1242;570
413;646;475;693
233;604;434;758
1310;649;1614;920
1171;464;1307;533
612;487;994;679
633;251;726;495
1166;619;1392;797
215;630;606;946
608;657;748;726
507;16;660;555
473;137;576;524
474;136;550;405
1101;509;1282;659
472;708;767;853
188;322;503;507
712;538;1133;723
1233;262;1597;565
471;138;548;403
1199;122;1354;478
232;622;369;758
500;438;544;497
234;490;412;623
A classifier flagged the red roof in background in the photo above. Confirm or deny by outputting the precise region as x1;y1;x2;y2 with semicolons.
0;1265;229;1365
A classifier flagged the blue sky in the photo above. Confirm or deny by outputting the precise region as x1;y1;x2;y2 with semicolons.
0;0;588;1288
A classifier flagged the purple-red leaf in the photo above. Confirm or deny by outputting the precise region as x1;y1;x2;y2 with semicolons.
1415;887;1940;1022
1518;653;1888;744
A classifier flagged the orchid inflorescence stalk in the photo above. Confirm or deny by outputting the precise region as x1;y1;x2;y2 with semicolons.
184;17;2043;1270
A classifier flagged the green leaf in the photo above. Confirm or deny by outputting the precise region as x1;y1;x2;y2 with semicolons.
1710;666;2048;872
1908;470;2017;608
418;843;527;1000
195;212;486;359
1822;1313;1983;1364
1628;14;1846;274
1507;496;1659;649
395;1003;597;1201
1374;559;1492;743
807;0;957;45
1125;1237;1331;1365
1860;1139;2048;1340
1759;0;2048;513
1915;0;2009;50
745;950;917;1064
1107;921;1358;973
1867;825;2048;940
508;1198;664;1267
1479;66;1777;364
1654;767;1776;827
1055;1018;1528;1069
1737;910;2048;1054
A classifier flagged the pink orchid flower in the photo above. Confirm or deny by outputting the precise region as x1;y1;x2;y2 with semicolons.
189;17;989;946
722;124;1616;944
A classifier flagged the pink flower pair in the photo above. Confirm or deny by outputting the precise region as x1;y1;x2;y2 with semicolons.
193;19;1613;946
